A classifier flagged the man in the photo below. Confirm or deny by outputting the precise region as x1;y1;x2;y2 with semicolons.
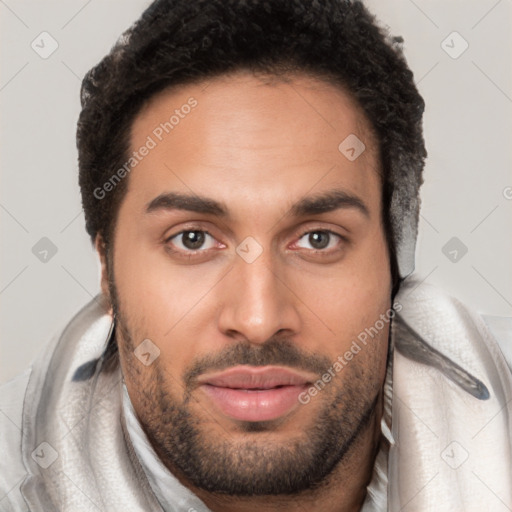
1;0;511;511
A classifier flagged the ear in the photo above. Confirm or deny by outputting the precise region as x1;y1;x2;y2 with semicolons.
95;234;112;308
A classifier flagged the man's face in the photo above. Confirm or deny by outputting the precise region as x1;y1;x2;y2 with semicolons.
100;72;392;495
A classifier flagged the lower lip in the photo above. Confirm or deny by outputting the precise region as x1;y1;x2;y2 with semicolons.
200;384;308;422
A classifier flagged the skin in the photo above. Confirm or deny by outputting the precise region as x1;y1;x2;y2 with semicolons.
96;71;392;512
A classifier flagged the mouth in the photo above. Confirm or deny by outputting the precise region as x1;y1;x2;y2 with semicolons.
197;365;315;422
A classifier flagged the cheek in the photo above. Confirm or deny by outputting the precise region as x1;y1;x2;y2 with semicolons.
305;285;391;379
112;227;219;326
299;231;391;343
111;232;225;378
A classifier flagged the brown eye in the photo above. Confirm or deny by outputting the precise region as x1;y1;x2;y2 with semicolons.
168;230;215;251
182;231;205;249
296;230;340;251
308;232;330;249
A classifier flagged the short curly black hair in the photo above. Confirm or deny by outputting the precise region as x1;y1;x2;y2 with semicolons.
77;0;426;295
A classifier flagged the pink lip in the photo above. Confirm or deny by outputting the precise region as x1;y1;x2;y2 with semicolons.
197;366;315;422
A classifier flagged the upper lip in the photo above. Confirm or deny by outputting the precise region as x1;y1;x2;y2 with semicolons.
197;365;316;389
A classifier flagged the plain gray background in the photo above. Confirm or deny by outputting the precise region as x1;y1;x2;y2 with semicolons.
1;0;511;384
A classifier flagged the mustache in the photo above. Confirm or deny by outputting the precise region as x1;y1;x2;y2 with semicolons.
183;338;332;390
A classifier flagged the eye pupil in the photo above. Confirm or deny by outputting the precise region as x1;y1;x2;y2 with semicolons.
183;231;205;249
309;231;329;249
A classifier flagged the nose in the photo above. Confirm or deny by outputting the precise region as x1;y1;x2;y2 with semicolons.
217;247;302;345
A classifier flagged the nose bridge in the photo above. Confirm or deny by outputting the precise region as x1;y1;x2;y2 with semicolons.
218;244;300;343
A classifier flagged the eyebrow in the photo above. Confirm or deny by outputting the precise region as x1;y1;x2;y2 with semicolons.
289;189;370;218
146;192;227;216
145;189;369;218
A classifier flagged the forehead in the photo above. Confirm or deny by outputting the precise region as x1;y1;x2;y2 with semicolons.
125;71;381;220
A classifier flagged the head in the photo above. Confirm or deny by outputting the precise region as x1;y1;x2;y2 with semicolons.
78;0;426;501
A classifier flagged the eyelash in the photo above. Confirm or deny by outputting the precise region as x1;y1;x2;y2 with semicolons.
164;228;346;257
